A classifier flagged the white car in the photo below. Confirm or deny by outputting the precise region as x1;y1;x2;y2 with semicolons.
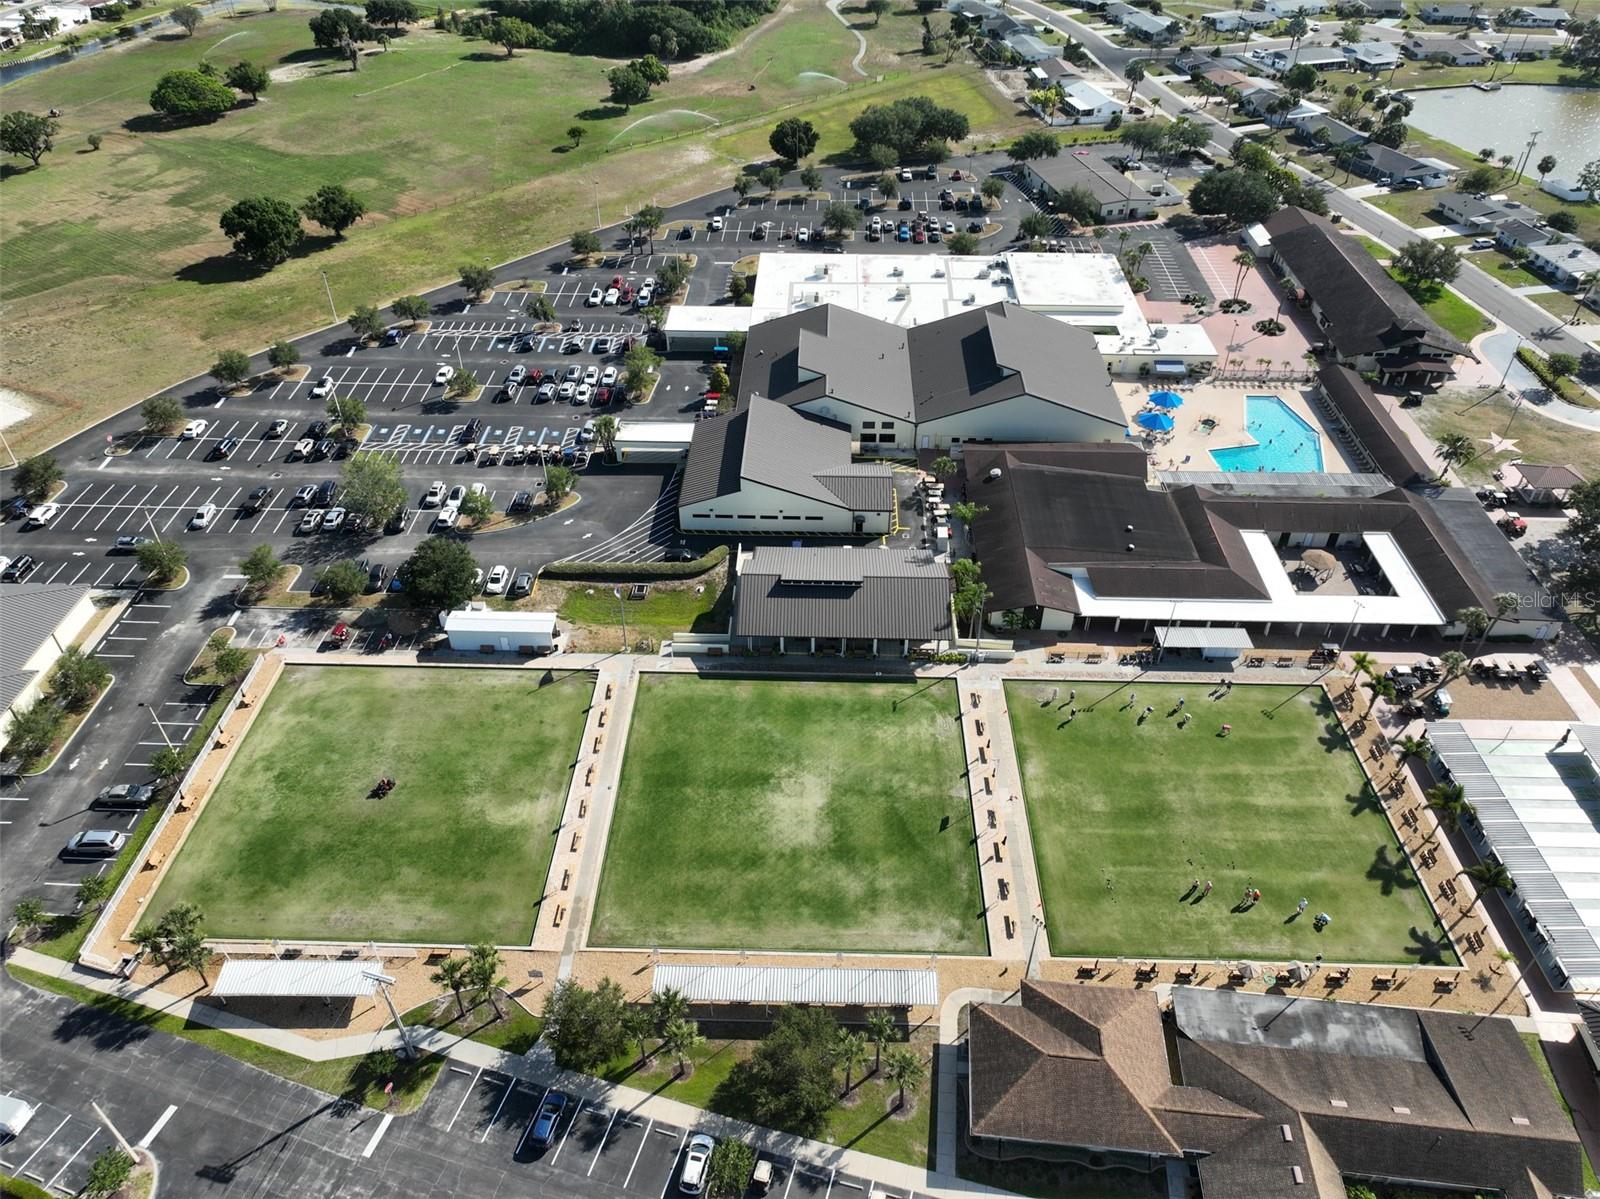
436;505;460;529
182;419;207;439
557;381;576;400
582;366;599;385
1470;237;1496;250
575;383;593;405
579;419;596;442
298;508;324;534
710;215;724;230
322;506;347;532
603;287;620;306
266;419;289;438
24;503;59;527
468;482;487;497
310;376;334;399
484;564;509;594
680;1134;715;1196
290;438;314;461
190;502;218;530
422;480;447;508
600;366;619;386
433;364;452;386
446;484;467;507
586;286;603;306
796;227;810;243
636;282;655;306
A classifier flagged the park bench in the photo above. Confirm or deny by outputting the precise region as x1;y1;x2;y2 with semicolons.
1324;967;1350;988
1174;964;1197;984
1076;960;1100;979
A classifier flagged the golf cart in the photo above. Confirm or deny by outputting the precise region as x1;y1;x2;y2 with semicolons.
1427;688;1453;717
324;621;350;651
1498;512;1528;538
1385;665;1420;696
1308;642;1339;667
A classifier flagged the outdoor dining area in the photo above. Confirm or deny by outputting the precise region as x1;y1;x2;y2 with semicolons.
1131;389;1183;450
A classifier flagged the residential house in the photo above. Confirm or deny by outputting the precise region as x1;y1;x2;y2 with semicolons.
1025;56;1082;86
1003;30;1055;60
734;302;1129;454
729;546;953;657
1543;176;1595;203
1023;151;1160;220
677;396;896;536
1055;80;1125;124
1499;5;1568;26
965;982;1582;1199
1173;50;1259;75
1237;79;1286;115
1402;32;1489;62
1494;219;1552;250
1419;2;1482;22
1434;191;1540;229
1262;206;1473;382
1263;0;1328;15
1350;142;1458;188
1488;31;1570;57
1350;0;1406;15
1200;9;1276;31
946;0;1010;32
1293;111;1368;146
1261;44;1351;72
1200;67;1255;90
1121;9;1181;41
1103;1;1139;23
1343;39;1401;69
1526;240;1600;286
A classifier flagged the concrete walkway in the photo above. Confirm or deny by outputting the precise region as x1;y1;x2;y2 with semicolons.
8;946;1011;1199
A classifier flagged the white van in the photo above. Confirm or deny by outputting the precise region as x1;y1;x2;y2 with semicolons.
0;1093;37;1140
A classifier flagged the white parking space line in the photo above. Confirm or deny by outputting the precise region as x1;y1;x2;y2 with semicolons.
45;1130;98;1192
587;1108;618;1176
659;1132;688;1199
15;1114;71;1175
477;1075;514;1142
623;1118;654;1189
136;1105;178;1148
361;1113;393;1158
550;1101;584;1164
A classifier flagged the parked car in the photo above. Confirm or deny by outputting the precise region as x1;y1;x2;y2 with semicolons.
1;497;29;521
366;562;388;593
575;383;593;405
484;564;510;594
509;490;534;515
558;381;577;400
563;364;583;382
604;287;620;305
310;376;334;399
519;1091;569;1155
92;783;157;810
382;327;404;345
637;282;655;305
510;571;533;598
307;420;329;439
436;505;460;529
190;503;218;529
586;286;603;306
537;381;557;402
507;365;527;386
312;438;336;462
446;484;467;507
291;484;318;508
1;555;38;582
583;366;599;385
265;419;290;438
434;364;453;385
241;486;276;515
24;504;59;528
313;480;337;506
322;507;347;532
112;535;153;553
62;830;127;859
298;509;325;534
680;1134;715;1196
182;419;207;439
385;505;411;535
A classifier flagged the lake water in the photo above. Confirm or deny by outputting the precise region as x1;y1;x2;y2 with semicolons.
1404;85;1600;180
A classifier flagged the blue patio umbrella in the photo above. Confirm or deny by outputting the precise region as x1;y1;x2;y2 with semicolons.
1136;411;1175;432
1149;390;1185;409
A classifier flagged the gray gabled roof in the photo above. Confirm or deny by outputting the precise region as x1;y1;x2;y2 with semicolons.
740;305;914;423
732;546;952;642
1;584;91;714
679;396;892;512
1025;153;1157;207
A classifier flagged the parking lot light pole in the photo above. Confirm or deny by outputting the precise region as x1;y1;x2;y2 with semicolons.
363;970;415;1059
319;270;338;325
1025;913;1046;980
591;179;602;231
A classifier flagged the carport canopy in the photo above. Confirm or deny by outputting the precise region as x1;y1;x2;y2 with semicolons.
211;958;385;1000
652;964;937;1007
1156;626;1254;651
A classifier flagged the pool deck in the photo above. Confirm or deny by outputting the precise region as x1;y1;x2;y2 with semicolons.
1115;382;1362;476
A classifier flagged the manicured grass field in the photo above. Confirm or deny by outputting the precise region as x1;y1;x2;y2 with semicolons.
151;665;591;943
591;677;983;953
1006;681;1448;964
1416;389;1600;484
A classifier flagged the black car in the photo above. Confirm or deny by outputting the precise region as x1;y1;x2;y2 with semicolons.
461;419;482;443
382;327;404;345
512;334;535;352
384;505;411;535
678;226;694;240
509;490;534;515
92;783;157;810
312;438;336;461
333;438;356;460
751;226;766;241
313;480;337;507
366;562;388;593
210;436;239;460
241;486;276;515
2;554;39;582
898;197;912;210
112;535;153;553
865;229;881;241
307;420;329;439
2;496;30;521
967;220;983;233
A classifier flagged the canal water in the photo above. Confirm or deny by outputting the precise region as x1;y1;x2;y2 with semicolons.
1404;84;1600;180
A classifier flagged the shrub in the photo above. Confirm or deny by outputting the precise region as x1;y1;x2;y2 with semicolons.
540;545;728;582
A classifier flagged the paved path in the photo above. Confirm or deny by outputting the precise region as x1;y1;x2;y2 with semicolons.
825;0;870;76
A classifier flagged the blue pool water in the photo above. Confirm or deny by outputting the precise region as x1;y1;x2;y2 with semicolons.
1210;395;1324;473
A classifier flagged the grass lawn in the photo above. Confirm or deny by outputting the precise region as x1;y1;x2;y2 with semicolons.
1006;682;1448;963
1527;287;1591;324
150;665;591;943
492;568;733;652
401;993;543;1055
8;964;444;1113
1386;272;1494;343
0;0;1029;457
1471;248;1545;290
1414;388;1600;485
591;677;983;953
1522;1032;1600;1193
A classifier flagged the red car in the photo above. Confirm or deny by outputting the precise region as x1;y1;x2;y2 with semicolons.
529;368;544;384
620;285;635;304
596;386;612;406
610;274;624;290
913;229;926;243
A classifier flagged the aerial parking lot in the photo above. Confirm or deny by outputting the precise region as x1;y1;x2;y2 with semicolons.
591;676;985;954
148;665;593;944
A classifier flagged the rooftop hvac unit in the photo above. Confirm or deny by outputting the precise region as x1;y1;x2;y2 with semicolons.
965;293;977;305
988;467;1002;480
933;268;945;278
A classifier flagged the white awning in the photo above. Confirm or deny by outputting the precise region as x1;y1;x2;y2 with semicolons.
1153;360;1188;375
212;958;385;999
1156;626;1255;650
651;964;937;1007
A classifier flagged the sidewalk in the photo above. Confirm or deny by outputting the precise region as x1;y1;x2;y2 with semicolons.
8;947;1011;1198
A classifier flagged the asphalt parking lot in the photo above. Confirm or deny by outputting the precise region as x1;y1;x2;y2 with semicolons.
0;1090;121;1197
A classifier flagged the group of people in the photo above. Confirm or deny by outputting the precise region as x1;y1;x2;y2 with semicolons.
372;776;397;797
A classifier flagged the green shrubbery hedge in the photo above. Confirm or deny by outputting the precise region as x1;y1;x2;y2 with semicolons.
540;544;728;582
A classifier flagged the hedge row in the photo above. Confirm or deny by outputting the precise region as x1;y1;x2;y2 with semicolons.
1517;345;1589;406
540;544;729;582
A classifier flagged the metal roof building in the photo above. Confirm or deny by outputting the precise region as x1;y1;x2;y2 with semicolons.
731;545;953;653
1;583;97;749
1427;721;1600;991
212;958;386;999
651;963;938;1007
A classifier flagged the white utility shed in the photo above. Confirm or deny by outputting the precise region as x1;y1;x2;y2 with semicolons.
440;607;558;654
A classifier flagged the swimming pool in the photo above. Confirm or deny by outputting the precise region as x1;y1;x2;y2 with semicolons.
1210;395;1325;473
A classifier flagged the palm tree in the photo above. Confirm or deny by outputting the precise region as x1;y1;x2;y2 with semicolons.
884;1046;927;1111
1460;859;1516;910
623;1006;654;1066
1348;650;1377;683
837;1030;870;1097
658;1016;703;1078
865;1008;897;1074
466;942;508;1019
1440;650;1467;681
1363;674;1397;716
1230;250;1254;304
1124;59;1146;103
592;414;620;456
1425;782;1472;834
653;986;689;1036
1455;606;1490;648
1395;734;1431;767
431;957;471;1018
1435;432;1476;471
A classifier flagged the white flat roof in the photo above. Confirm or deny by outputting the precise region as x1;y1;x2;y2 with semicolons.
212;958;385;999
651;963;938;1007
615;421;697;446
662;306;760;334
1067;530;1446;626
440;608;557;635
